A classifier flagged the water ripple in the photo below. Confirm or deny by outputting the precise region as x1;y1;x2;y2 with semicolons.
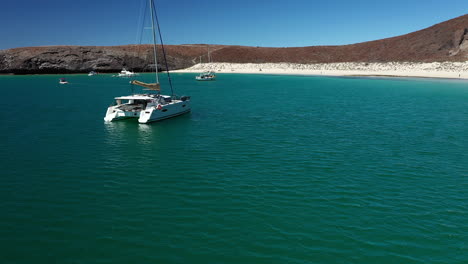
1;74;468;263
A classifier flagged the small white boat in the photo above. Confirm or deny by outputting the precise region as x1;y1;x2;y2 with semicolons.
117;68;137;77
88;71;97;76
196;71;216;81
59;78;68;84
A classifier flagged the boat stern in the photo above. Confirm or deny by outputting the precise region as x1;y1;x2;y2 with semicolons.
104;106;140;122
104;106;119;122
138;108;155;123
138;99;191;123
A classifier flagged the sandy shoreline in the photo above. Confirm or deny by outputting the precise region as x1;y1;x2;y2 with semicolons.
172;62;468;79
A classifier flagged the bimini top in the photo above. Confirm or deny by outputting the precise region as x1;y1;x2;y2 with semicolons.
131;80;160;91
115;94;155;100
114;94;171;100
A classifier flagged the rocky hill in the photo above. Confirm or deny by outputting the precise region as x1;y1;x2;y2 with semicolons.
0;44;226;74
1;14;467;74
209;14;468;64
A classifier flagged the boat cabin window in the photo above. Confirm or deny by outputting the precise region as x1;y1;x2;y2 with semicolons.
133;99;147;105
116;99;147;105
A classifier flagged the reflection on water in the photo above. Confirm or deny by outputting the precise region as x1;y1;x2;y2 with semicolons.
137;123;161;146
103;119;163;148
103;120;134;145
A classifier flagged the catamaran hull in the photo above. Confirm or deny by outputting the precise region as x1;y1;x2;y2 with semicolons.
140;108;191;123
104;101;191;123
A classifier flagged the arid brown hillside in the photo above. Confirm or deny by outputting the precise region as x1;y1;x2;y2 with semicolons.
1;14;467;74
211;14;468;63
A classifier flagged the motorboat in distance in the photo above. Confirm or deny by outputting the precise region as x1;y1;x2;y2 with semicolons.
195;71;216;81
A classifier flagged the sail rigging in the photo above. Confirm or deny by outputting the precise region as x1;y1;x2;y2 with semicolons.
149;0;160;85
104;0;191;123
150;0;175;97
131;0;174;96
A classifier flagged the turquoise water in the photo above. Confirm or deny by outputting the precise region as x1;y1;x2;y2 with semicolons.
1;73;467;263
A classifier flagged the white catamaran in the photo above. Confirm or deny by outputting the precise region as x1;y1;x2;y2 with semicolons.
104;0;191;124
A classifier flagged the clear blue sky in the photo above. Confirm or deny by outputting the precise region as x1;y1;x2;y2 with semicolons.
0;0;466;50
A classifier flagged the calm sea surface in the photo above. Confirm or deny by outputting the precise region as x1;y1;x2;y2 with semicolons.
1;73;467;263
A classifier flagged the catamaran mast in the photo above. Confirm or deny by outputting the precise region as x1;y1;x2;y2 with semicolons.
149;0;160;85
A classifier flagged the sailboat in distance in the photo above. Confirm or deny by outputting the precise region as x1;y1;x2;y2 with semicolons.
196;45;216;81
104;0;191;123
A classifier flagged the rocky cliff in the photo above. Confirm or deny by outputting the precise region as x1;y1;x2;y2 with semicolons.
1;15;467;74
0;44;224;74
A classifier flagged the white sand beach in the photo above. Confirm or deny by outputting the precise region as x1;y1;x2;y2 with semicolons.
173;62;468;79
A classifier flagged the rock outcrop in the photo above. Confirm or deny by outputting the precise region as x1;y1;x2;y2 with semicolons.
1;14;467;74
450;28;468;56
0;45;223;74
